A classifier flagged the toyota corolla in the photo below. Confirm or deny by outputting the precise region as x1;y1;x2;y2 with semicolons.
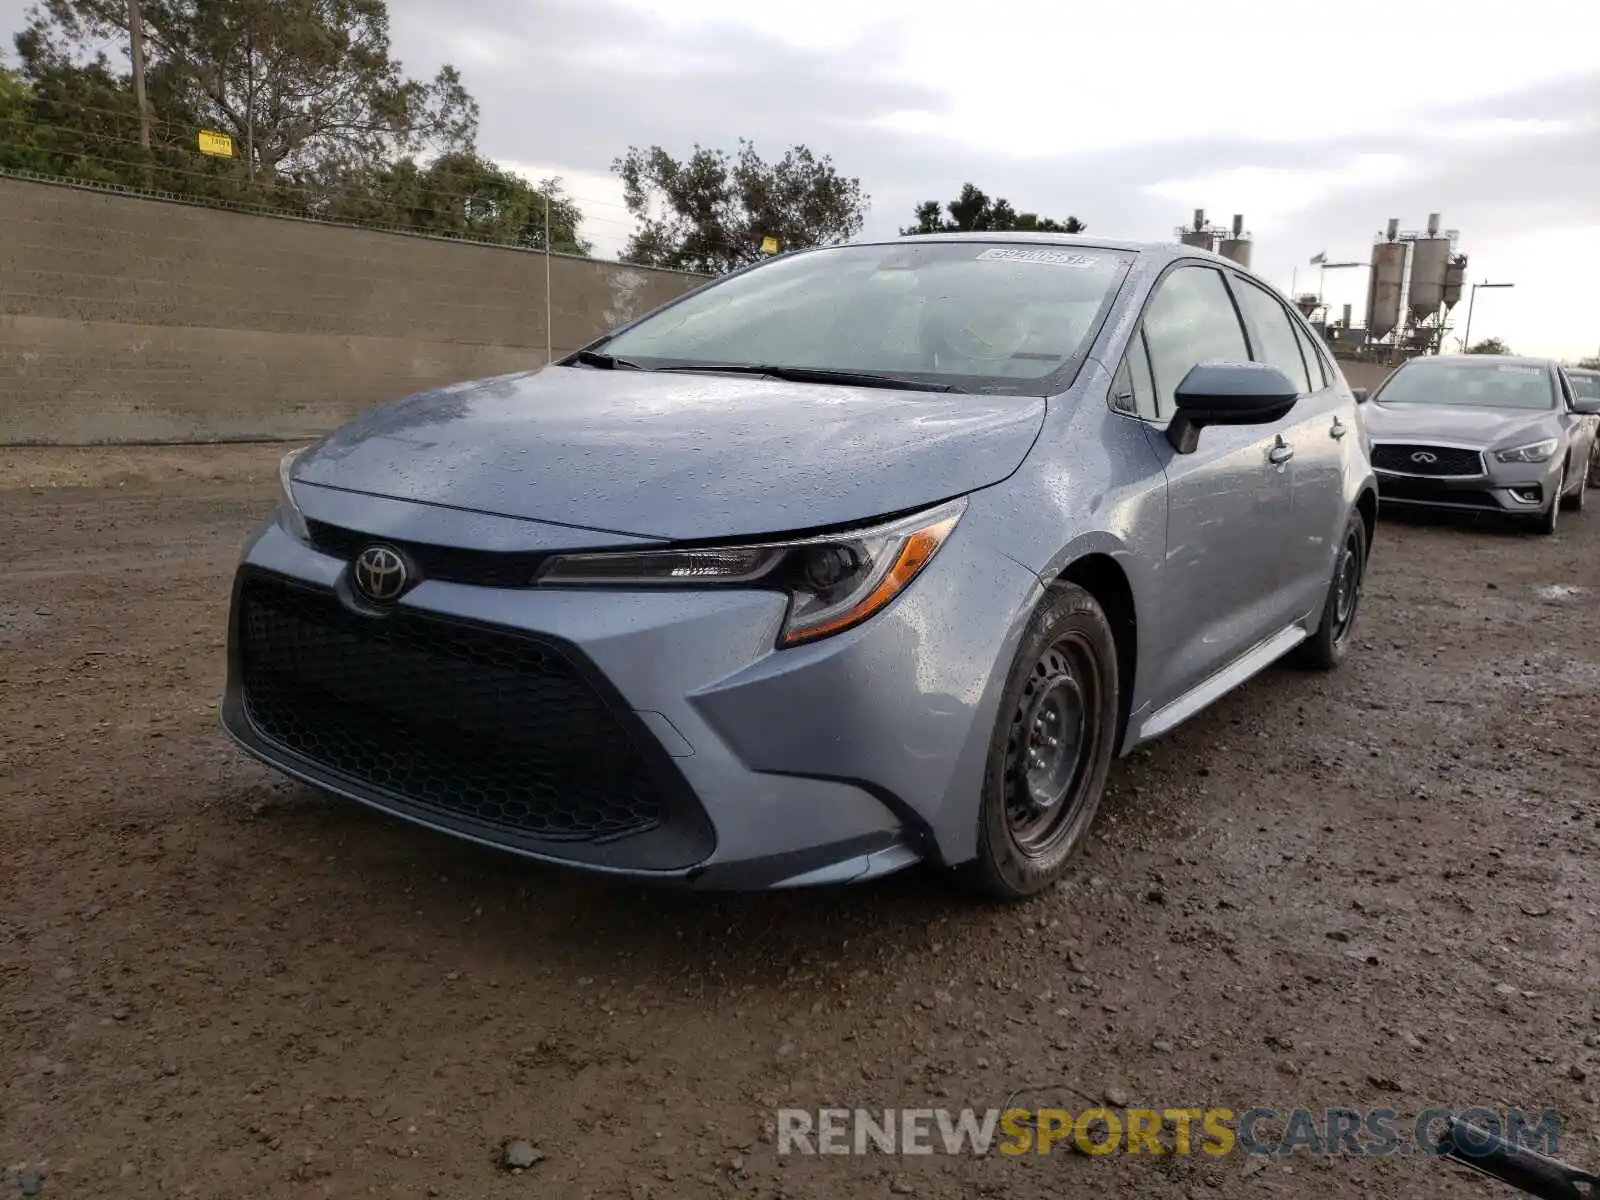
222;234;1377;899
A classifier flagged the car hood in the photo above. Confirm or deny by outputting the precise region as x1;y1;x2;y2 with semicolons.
1365;401;1556;448
292;366;1046;541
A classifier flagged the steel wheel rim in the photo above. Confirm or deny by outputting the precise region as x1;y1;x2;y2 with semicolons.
1332;530;1362;639
1003;634;1101;857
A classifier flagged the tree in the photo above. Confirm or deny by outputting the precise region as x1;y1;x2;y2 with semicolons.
4;1;592;250
17;0;477;184
329;154;590;253
612;139;867;275
1467;337;1512;355
902;183;1085;236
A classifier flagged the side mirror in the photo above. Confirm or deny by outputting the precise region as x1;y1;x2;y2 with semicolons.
1351;387;1370;405
1571;396;1600;415
1167;361;1299;454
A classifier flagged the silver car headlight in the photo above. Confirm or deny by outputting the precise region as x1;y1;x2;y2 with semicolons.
537;498;966;647
1494;438;1559;464
275;447;311;541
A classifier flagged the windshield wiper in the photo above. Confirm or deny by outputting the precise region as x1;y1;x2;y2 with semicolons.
653;363;961;393
568;349;645;370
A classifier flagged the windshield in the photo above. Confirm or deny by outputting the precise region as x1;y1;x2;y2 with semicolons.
1374;359;1556;411
594;241;1136;396
1569;371;1600;400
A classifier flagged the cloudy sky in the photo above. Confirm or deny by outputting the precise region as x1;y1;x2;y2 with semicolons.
380;0;1598;360
5;0;1596;358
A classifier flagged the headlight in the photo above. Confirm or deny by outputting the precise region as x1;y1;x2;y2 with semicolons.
1494;438;1559;464
275;447;310;541
537;498;966;647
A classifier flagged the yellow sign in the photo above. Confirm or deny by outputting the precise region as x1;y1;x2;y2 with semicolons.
196;130;235;158
760;235;779;254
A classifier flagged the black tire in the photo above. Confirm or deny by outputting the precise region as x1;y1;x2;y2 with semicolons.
1560;461;1586;512
1533;467;1563;534
961;582;1120;901
1291;510;1367;671
1588;444;1600;489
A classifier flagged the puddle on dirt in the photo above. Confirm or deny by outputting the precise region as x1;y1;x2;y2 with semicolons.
0;605;49;644
1536;584;1588;602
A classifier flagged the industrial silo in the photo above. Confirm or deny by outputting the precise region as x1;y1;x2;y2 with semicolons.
1179;210;1214;251
1217;214;1253;268
1366;238;1407;341
1408;236;1452;324
1442;254;1467;310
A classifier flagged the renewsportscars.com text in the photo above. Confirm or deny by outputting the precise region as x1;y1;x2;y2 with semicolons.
775;1106;1563;1158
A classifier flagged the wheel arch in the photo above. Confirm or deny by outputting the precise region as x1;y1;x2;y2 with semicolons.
1355;485;1377;548
1051;553;1138;755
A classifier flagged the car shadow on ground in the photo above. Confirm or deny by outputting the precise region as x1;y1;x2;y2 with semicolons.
213;653;1303;992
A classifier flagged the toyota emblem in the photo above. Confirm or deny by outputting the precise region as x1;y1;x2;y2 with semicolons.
352;545;408;603
1410;451;1438;464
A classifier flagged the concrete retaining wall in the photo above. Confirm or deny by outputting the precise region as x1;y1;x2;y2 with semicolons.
0;177;705;444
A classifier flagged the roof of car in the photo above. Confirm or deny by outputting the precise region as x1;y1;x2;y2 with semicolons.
867;231;1211;262
1415;354;1559;369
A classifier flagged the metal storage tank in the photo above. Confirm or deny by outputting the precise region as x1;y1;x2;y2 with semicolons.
1179;209;1214;250
1408;237;1452;323
1217;214;1252;267
1217;239;1252;267
1443;254;1467;309
1366;241;1406;340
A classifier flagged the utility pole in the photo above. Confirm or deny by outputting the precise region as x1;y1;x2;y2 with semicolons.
245;32;256;182
127;0;151;151
543;192;553;365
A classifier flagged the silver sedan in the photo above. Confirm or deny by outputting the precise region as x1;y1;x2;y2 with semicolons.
1364;355;1600;534
223;235;1377;898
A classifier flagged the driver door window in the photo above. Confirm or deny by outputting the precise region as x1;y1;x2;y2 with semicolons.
1141;266;1251;418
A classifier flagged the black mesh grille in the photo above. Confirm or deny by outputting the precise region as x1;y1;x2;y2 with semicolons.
306;520;545;588
1371;443;1484;477
235;574;711;863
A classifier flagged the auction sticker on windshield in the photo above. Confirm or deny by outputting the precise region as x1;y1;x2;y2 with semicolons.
975;247;1100;267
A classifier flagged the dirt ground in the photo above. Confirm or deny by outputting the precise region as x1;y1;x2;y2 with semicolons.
3;444;1597;1200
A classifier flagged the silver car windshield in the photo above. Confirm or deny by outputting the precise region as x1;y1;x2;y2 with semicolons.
1569;371;1600;400
599;241;1135;396
1375;361;1556;410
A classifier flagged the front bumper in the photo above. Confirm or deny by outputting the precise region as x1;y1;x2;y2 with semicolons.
1373;449;1563;516
221;509;1041;889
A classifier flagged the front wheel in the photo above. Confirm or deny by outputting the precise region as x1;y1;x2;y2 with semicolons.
1561;462;1587;512
1291;510;1368;671
1534;467;1564;534
961;581;1120;901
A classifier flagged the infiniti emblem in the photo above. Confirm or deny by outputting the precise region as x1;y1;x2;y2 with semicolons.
1411;451;1439;464
352;545;408;603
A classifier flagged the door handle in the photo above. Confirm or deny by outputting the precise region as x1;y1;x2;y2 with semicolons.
1268;439;1294;466
1330;417;1347;440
